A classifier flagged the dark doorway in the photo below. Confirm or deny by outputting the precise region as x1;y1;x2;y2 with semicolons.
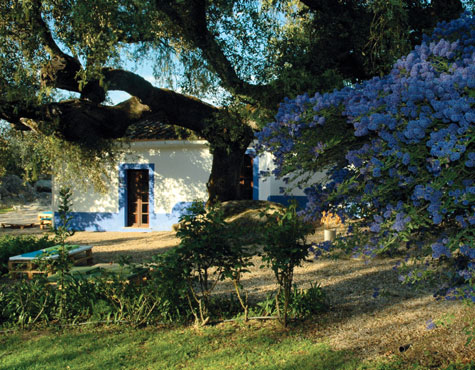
239;154;254;200
127;169;149;227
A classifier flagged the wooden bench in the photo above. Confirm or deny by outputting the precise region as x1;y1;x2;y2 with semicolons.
8;245;93;279
38;211;53;229
1;223;35;229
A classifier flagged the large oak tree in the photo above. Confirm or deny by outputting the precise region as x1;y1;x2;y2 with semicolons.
0;0;466;201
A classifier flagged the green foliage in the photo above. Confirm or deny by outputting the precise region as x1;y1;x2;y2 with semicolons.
40;135;128;194
46;186;75;322
148;250;193;322
254;282;328;320
53;187;75;244
174;201;253;325
365;0;411;76
90;269;180;326
286;283;328;319
0;234;55;275
0;261;191;328
0;276;56;328
203;110;254;153
0;124;126;193
0;126;51;182
260;202;314;326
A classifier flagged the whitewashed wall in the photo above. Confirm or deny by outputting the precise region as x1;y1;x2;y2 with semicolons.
256;151;326;202
54;140;324;231
53;140;212;231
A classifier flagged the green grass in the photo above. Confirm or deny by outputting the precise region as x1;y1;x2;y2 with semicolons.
0;325;359;370
0;207;13;214
1;324;469;370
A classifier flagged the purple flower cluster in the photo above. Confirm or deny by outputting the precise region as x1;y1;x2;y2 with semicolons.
431;240;452;258
256;13;475;297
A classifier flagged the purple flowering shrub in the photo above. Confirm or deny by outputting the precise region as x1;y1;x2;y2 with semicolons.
256;13;475;301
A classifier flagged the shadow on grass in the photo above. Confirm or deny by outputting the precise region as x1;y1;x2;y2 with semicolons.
0;326;367;370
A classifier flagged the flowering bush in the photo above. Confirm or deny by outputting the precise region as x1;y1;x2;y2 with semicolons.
256;13;475;300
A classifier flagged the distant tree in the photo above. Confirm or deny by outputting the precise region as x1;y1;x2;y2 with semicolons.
0;126;50;182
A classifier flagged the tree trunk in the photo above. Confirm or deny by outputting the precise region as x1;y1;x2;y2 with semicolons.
207;146;249;203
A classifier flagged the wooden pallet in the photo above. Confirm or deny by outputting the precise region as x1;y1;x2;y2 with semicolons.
8;246;93;279
39;219;52;229
1;222;36;229
38;212;53;229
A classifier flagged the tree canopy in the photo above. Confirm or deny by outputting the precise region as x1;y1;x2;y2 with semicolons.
0;0;468;200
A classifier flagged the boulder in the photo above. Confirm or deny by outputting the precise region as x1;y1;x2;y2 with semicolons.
34;179;52;193
172;200;286;245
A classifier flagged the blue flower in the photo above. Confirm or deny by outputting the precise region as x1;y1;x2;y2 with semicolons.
431;242;451;258
460;245;475;259
372;288;380;299
426;319;436;330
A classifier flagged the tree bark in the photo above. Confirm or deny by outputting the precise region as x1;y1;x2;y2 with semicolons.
206;147;249;204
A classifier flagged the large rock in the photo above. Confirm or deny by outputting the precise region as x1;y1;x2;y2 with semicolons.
221;200;284;225
172;200;286;245
34;179;52;193
222;200;286;245
0;174;23;196
0;175;51;207
0;175;36;206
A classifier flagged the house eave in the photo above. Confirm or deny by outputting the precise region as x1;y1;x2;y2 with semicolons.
129;139;209;148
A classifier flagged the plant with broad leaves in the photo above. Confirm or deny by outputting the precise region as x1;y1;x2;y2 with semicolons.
260;202;315;326
174;200;253;325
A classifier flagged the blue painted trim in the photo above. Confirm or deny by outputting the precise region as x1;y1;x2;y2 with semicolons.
119;163;155;229
55;158;201;231
267;195;308;210
55;201;195;232
245;149;259;201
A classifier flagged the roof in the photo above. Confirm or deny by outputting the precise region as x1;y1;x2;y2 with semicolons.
125;120;198;141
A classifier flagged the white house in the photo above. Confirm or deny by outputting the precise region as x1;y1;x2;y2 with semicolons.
53;129;322;232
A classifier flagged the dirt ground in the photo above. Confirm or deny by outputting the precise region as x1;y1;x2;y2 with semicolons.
1;226;473;365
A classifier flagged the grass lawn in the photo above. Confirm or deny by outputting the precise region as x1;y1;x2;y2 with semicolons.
0;207;13;214
0;323;472;370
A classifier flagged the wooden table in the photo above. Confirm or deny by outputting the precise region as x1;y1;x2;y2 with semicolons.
8;245;93;279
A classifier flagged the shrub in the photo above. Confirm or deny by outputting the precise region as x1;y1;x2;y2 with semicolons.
260;202;315;326
173;201;254;325
0;276;56;327
0;263;193;328
256;13;475;300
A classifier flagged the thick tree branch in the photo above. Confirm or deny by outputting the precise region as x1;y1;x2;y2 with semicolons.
156;0;275;103
103;68;219;132
1;97;150;142
31;1;105;102
1;71;222;144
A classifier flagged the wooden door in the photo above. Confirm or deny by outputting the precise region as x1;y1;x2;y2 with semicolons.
239;154;253;200
127;169;149;227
